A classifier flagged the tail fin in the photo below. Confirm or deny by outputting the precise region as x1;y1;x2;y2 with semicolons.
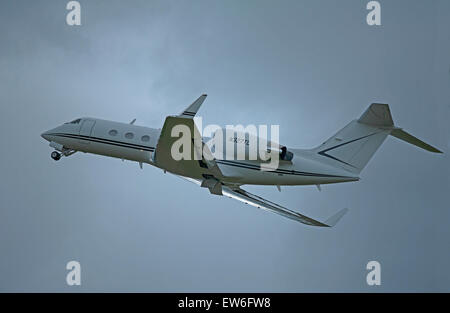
311;103;442;174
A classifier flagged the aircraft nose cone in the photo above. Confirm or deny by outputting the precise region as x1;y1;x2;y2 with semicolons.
41;131;50;141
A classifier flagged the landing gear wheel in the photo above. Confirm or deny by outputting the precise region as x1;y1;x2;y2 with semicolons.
51;151;61;161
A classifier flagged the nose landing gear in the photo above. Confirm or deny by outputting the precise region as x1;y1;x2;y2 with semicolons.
51;151;61;161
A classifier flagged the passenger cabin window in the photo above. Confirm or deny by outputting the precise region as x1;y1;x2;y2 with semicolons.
141;135;150;142
125;132;134;139
109;129;118;136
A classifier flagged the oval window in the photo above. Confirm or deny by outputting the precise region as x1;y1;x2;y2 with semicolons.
141;135;150;142
109;129;118;136
125;132;134;139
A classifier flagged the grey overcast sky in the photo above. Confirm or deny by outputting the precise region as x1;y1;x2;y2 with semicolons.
0;0;449;292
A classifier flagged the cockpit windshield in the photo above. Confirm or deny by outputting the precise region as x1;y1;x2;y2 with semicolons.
64;118;82;125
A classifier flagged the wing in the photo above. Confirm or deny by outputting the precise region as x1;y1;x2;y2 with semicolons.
178;176;348;227
222;186;348;227
154;94;223;182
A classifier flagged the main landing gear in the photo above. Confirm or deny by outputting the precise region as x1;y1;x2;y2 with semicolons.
51;151;61;161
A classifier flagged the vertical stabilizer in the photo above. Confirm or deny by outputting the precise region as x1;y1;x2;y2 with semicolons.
311;103;441;174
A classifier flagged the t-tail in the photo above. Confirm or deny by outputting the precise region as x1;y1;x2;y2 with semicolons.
311;103;442;174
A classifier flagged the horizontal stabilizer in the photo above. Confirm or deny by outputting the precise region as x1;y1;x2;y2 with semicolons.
390;128;442;153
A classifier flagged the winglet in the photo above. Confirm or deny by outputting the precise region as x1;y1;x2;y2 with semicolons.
180;94;207;118
324;208;349;227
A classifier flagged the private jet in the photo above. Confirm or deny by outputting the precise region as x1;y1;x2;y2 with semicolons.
41;95;442;227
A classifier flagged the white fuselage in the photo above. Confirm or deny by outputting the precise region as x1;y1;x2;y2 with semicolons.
41;118;359;186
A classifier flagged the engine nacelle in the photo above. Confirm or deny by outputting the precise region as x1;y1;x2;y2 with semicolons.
207;129;295;163
280;146;294;162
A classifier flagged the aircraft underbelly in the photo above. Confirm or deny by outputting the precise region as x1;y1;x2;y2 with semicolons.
217;162;356;185
56;136;153;163
86;142;153;163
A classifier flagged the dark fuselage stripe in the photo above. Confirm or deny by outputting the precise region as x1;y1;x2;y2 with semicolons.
216;160;354;179
48;133;155;152
49;133;354;179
